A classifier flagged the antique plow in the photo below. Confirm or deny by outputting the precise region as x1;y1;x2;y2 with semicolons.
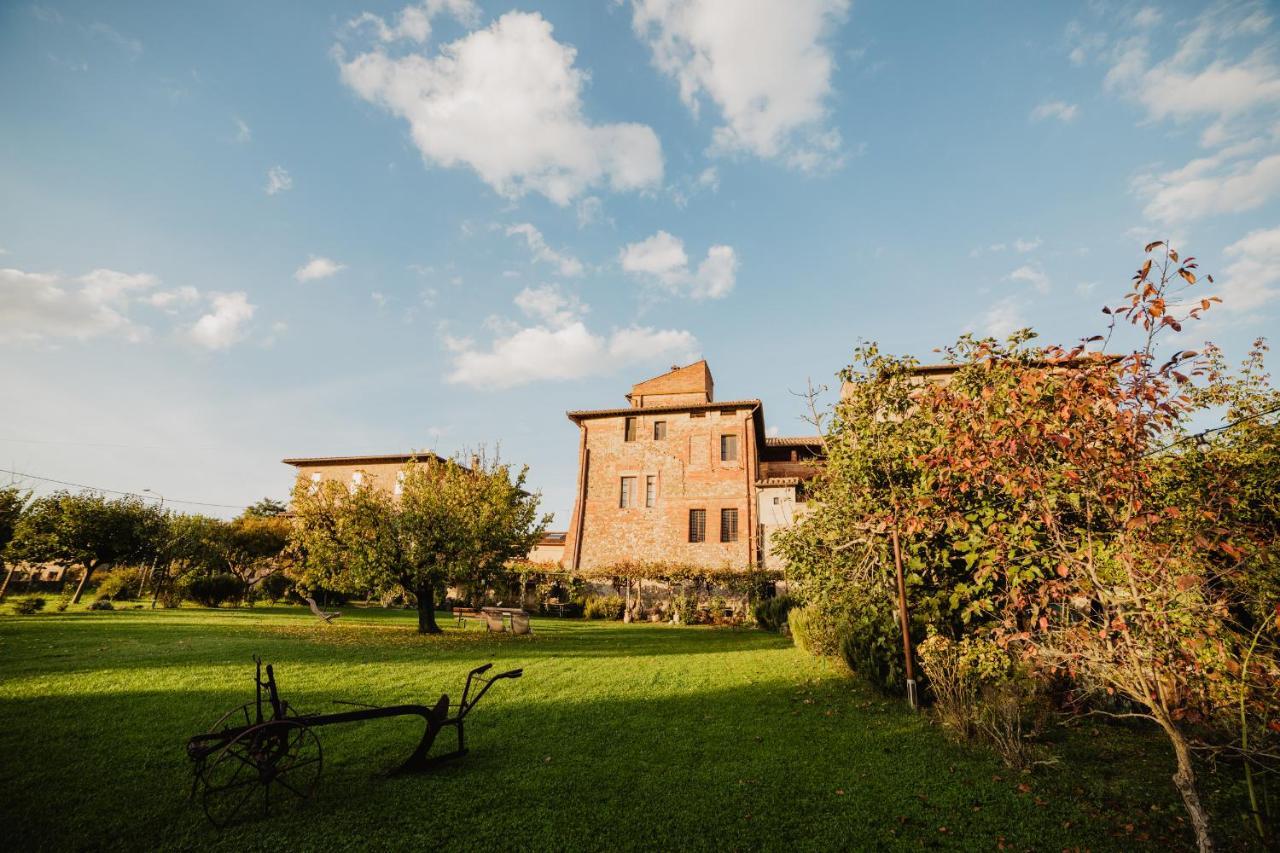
185;657;522;828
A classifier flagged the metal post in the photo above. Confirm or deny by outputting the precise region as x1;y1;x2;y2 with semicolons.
890;526;918;710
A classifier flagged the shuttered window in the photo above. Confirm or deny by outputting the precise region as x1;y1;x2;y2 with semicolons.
619;477;636;508
624;417;638;442
688;509;707;542
720;508;739;542
645;475;656;507
720;434;738;462
653;420;667;440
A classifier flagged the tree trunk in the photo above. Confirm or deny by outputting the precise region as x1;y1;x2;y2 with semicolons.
0;563;15;601
1160;717;1214;852
150;562;168;609
416;582;441;634
70;563;98;604
623;578;632;623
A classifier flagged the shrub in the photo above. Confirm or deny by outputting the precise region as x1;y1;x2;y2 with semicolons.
753;595;796;632
96;567;142;601
258;572;294;603
186;573;243;608
787;603;848;656
839;609;911;695
88;598;114;611
670;591;704;624
583;595;624;620
14;597;46;615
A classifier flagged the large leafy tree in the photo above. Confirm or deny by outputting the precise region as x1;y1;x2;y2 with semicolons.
0;485;31;600
290;453;549;633
210;515;290;600
10;492;163;603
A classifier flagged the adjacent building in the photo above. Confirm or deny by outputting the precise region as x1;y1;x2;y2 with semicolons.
562;361;823;573
282;451;454;497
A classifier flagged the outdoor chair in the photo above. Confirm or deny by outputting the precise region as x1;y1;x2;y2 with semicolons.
484;611;507;633
304;597;341;624
510;612;531;636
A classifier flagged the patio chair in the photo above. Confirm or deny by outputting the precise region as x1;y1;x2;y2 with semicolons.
304;597;341;624
484;610;507;633
511;611;532;636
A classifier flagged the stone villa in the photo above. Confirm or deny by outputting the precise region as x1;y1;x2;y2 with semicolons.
562;361;823;573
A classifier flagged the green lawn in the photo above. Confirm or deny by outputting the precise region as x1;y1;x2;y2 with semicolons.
0;604;1254;851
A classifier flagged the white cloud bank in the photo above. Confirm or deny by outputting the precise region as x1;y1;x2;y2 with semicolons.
445;285;698;389
1218;225;1280;313
0;267;158;344
619;230;738;299
294;256;347;282
338;11;664;205
505;224;584;277
1030;100;1078;122
1009;264;1051;294
631;0;849;170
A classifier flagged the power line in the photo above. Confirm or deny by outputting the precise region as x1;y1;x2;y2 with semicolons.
0;467;247;510
1145;403;1280;457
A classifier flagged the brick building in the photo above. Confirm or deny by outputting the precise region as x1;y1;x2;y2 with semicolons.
562;361;823;574
282;451;455;497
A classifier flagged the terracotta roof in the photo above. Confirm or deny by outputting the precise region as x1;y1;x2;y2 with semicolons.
567;399;760;421
538;532;568;545
756;477;802;487
765;436;824;447
282;451;451;467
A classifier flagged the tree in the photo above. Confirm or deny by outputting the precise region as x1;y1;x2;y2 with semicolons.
244;497;288;518
10;492;161;604
0;486;31;600
290;452;549;634
210;515;290;601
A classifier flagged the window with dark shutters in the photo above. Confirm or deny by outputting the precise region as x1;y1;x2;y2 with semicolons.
720;508;739;542
720;434;738;462
688;509;706;542
624;417;637;442
619;477;636;508
645;475;656;507
653;420;667;440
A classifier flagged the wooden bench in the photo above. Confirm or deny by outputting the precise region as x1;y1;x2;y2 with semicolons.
452;607;483;629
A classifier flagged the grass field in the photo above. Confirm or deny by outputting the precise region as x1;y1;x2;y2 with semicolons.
0;603;1258;851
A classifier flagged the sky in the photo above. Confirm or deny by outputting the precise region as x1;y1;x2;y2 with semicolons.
2;0;1279;524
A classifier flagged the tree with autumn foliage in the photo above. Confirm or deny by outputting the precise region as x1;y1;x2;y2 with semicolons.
783;243;1279;850
289;452;549;634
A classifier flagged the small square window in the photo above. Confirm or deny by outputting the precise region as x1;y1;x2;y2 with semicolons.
772;496;780;505
688;509;706;542
690;411;706;419
619;476;636;508
624;417;638;442
653;421;667;440
720;434;738;462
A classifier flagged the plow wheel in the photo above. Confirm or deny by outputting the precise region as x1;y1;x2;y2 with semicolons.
195;720;323;828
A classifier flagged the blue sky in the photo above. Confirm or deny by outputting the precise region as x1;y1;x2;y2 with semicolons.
2;0;1278;523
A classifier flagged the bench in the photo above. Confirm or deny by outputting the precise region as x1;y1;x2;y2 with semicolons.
452;607;483;629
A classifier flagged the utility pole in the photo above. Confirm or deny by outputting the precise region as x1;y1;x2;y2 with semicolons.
890;525;918;710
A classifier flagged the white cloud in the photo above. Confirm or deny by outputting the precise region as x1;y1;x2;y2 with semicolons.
1013;236;1042;253
188;292;255;350
505;223;584;276
1104;12;1280;127
1030;100;1078;122
233;117;251;143
513;284;584;328
0;266;165;344
371;291;387;307
1218;225;1280;313
265;165;292;195
1135;148;1280;224
981;297;1027;338
445;289;699;389
631;0;849;170
1009;264;1051;294
338;11;664;205
1133;7;1162;29
671;165;721;207
619;230;738;299
294;256;347;282
347;0;479;44
576;196;606;228
145;285;200;310
88;22;142;59
765;425;780;438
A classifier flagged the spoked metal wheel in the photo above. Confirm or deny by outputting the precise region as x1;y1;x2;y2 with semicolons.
195;720;323;828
